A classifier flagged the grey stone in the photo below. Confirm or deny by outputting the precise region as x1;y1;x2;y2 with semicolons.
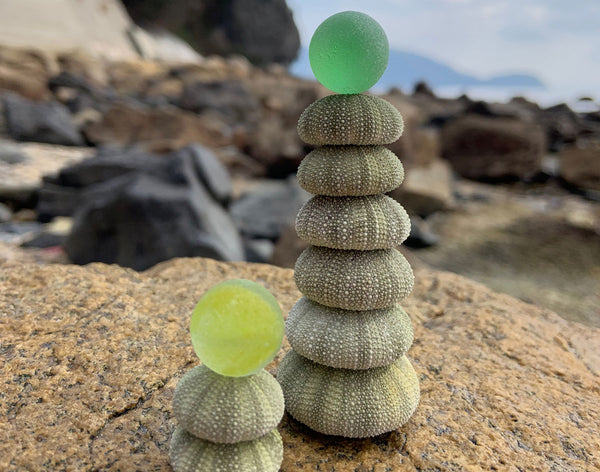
0;141;28;164
2;93;84;146
230;177;310;240
64;152;243;270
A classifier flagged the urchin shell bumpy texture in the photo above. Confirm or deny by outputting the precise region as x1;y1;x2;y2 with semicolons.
278;351;419;438
296;194;411;250
278;92;419;437
297;145;404;196
172;365;284;443
286;298;414;370
298;94;404;146
170;366;284;472
169;427;283;472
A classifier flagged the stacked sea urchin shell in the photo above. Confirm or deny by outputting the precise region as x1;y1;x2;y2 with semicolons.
277;93;420;438
170;366;284;471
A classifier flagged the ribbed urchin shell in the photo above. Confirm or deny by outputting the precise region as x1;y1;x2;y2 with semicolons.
277;351;420;437
169;426;283;472
296;194;410;250
297;94;403;146
294;246;414;310
172;365;284;444
286;298;414;369
297;145;404;196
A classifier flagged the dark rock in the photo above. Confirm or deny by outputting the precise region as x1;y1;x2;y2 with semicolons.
122;0;300;66
1;93;84;146
64;153;243;270
177;80;260;125
36;183;81;222
21;231;65;248
37;144;232;220
0;141;28;164
230;177;310;240
559;140;600;194
413;81;435;97
243;238;275;263
183;144;232;206
405;216;439;248
441;115;545;180
539;103;583;152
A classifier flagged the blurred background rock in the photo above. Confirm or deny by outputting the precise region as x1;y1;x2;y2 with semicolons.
0;0;598;327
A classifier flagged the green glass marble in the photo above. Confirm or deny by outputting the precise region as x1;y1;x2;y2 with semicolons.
190;279;284;377
309;11;389;94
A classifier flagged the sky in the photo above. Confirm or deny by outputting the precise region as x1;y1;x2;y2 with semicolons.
286;0;600;102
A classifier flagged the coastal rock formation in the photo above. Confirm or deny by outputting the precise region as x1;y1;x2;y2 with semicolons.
277;93;420;437
1;258;599;471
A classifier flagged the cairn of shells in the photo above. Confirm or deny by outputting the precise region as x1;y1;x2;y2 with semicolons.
170;366;284;471
277;92;420;438
169;279;285;472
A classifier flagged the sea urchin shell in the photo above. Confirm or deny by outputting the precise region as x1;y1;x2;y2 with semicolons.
297;94;404;146
297;145;404;196
169;426;283;472
277;350;420;437
296;194;410;250
172;365;284;444
286;297;414;369
294;246;414;310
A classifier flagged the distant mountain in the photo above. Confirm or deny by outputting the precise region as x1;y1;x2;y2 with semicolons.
290;47;544;91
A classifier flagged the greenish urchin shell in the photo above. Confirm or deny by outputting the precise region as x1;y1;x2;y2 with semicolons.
294;246;414;310
297;145;404;196
277;351;420;437
169;426;283;472
297;94;403;146
286;298;414;369
172;365;284;444
296;194;410;250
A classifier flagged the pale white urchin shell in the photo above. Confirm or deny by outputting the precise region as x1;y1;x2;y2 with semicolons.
295;194;410;250
294;246;414;310
277;350;420;438
297;145;404;196
169;426;283;472
297;94;404;146
286;298;414;369
172;365;284;444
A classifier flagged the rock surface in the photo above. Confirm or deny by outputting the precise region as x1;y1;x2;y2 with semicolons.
122;0;300;66
2;93;83;146
559;140;600;194
419;181;600;327
441;115;545;180
1;258;599;471
64;152;243;270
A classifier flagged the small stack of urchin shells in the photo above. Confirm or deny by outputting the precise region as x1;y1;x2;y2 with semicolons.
277;93;420;438
169;366;284;471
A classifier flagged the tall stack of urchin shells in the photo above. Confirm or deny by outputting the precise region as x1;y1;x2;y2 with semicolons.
169;366;284;471
277;93;420;438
